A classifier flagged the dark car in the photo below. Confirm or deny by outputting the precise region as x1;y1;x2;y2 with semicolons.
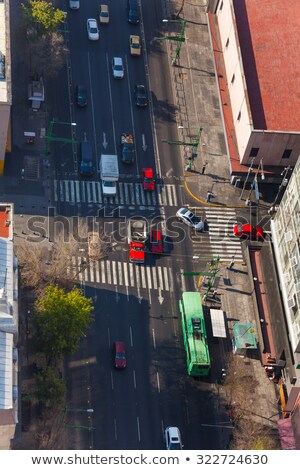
75;85;87;107
79;140;94;176
121;133;134;164
127;0;139;24
134;84;148;107
113;341;126;369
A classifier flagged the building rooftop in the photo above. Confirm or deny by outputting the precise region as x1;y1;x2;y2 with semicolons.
233;0;300;132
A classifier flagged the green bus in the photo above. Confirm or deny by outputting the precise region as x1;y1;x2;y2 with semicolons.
179;292;211;376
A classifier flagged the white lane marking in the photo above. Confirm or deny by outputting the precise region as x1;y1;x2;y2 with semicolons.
112;261;117;285
118;262;123;286
152;329;156;350
137;417;141;442
106;261;111;284
106;53;117;154
156;372;161;393
133;370;136;389
130;326;133;347
101;260;106;284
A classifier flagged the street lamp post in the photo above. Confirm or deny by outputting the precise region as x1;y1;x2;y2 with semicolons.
163;126;203;149
152;18;187;65
63;407;95;431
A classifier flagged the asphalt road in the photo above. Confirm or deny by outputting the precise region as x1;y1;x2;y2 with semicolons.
48;1;232;450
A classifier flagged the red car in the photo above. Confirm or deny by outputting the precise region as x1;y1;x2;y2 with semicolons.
113;341;126;369
142;168;155;191
233;224;264;240
150;229;163;254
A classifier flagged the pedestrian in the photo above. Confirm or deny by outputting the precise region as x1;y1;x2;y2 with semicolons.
201;160;208;174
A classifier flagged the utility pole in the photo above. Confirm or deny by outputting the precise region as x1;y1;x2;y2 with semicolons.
271;166;291;207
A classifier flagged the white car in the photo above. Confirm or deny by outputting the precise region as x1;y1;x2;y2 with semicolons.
165;427;183;450
176;207;204;231
87;19;99;41
69;0;79;9
112;57;124;79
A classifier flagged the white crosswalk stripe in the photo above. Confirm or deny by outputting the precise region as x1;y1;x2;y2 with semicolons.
191;207;244;262
54;180;179;207
69;258;173;291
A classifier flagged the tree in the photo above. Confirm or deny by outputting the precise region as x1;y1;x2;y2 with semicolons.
21;0;67;36
32;285;94;361
16;223;108;294
33;366;66;407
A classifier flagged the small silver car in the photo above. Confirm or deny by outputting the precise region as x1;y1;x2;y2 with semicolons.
165;427;182;450
176;207;204;231
112;57;124;79
69;0;80;9
87;19;99;41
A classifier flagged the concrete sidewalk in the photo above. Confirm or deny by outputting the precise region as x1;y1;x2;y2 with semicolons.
164;0;280;437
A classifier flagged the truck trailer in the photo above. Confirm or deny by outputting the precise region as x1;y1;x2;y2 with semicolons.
100;154;119;196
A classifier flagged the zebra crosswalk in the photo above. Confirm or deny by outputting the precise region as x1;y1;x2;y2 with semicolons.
191;207;244;262
53;180;179;207
69;258;174;291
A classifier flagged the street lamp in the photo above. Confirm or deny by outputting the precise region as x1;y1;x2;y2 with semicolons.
44;119;77;157
152;18;187;65
63;407;95;431
162;125;203;149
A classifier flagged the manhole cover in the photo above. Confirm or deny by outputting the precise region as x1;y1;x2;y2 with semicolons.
23;156;41;180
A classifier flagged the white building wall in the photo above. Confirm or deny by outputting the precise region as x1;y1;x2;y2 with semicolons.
271;157;300;375
215;0;300;168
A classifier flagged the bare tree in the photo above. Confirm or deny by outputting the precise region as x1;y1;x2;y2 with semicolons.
29;32;68;78
16;221;108;294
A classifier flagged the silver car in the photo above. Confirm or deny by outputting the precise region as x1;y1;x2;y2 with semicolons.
176;207;204;231
69;0;80;9
112;57;124;79
87;19;99;41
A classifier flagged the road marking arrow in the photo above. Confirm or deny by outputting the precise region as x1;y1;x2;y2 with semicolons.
158;287;164;305
102;132;108;149
142;134;147;151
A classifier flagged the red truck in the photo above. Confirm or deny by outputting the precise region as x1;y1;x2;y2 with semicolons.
128;219;147;263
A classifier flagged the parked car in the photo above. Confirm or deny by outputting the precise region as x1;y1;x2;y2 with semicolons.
142;168;154;191
134;84;148;107
87;18;99;41
112;57;124;79
69;0;79;9
99;4;109;24
233;224;264;240
74;85;87;107
113;341;126;369
150;229;163;254
130;35;141;56
176;207;204;231
165;427;183;450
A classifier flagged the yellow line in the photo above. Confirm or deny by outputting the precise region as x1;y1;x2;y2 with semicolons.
184;179;249;210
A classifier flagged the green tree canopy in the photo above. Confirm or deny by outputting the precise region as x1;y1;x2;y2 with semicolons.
21;0;67;36
33;285;94;361
33;366;66;407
